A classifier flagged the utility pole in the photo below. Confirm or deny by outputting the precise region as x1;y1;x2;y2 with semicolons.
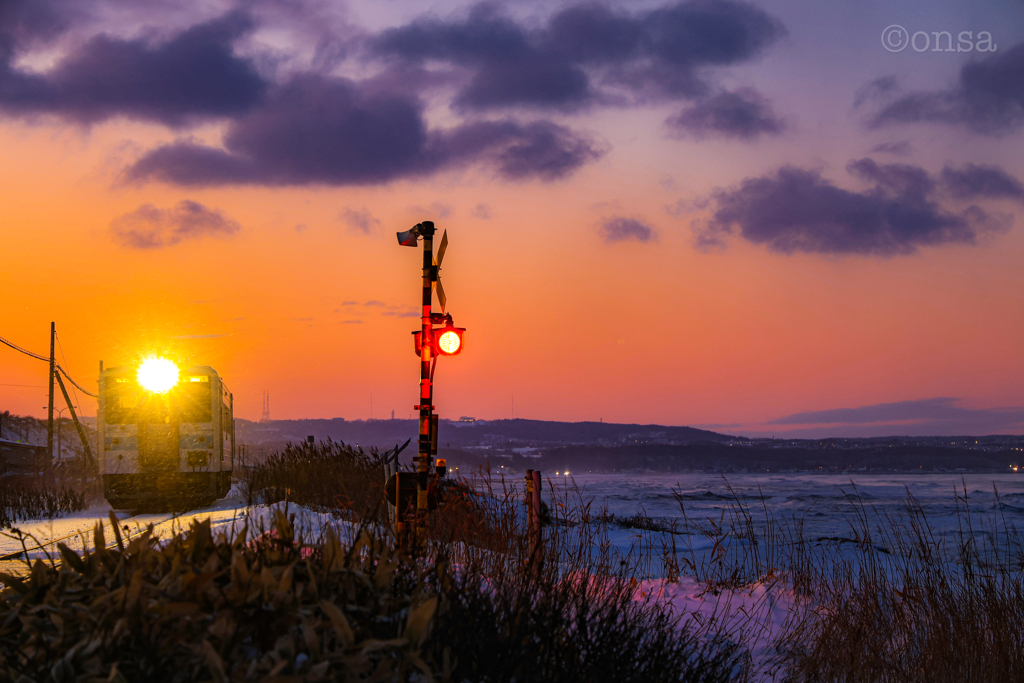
54;371;95;471
47;322;55;461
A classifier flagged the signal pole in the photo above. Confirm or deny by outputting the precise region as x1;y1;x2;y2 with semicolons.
398;220;463;548
47;322;55;461
416;221;436;544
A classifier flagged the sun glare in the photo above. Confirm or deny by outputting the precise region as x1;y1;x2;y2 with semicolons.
137;357;179;393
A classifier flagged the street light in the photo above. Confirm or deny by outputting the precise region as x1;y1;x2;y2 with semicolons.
43;405;76;461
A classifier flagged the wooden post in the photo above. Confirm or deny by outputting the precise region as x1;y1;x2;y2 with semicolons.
525;469;542;561
525;469;535;531
531;470;542;535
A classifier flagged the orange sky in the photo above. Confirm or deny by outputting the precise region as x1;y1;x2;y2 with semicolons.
2;0;1024;437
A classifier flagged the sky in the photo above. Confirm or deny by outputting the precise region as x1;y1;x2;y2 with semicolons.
1;0;1024;438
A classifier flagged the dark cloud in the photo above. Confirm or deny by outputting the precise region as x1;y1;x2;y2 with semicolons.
341;207;381;234
124;74;602;186
372;5;591;111
548;4;644;64
410;202;453;219
666;88;784;139
600;216;657;243
770;397;965;425
640;0;784;66
0;11;267;126
941;164;1024;203
766;397;1024;437
868;42;1024;136
111;200;241;248
464;120;603;180
870;140;913;156
853;76;898;109
693;158;1018;255
371;1;785;110
472;203;492;219
0;0;82;47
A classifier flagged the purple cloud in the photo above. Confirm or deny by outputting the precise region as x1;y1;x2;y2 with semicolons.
870;140;913;156
941;164;1024;203
341;207;382;234
867;42;1024;136
601;216;657;243
666;88;785;140
372;1;785;110
0;11;266;126
693;159;1020;255
123;74;603;186
111;200;241;249
768;397;1024;436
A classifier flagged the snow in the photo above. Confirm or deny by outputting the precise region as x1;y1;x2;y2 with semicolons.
0;485;359;567
636;576;802;682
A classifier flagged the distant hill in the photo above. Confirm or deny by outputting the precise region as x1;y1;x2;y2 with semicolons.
235;417;734;454
233;417;1024;474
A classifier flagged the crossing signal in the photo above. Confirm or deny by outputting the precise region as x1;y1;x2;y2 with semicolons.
411;323;465;356
436;326;464;355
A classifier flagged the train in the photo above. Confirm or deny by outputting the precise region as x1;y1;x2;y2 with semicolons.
98;359;234;510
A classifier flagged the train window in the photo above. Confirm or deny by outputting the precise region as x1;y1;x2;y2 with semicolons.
180;380;213;423
104;377;136;424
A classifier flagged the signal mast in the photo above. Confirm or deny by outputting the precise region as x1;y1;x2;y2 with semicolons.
396;221;465;545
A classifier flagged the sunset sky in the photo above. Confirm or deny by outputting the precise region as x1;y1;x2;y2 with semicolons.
2;0;1024;437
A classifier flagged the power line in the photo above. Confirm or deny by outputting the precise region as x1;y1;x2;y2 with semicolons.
0;334;49;362
55;331;85;406
58;366;97;398
0;330;97;398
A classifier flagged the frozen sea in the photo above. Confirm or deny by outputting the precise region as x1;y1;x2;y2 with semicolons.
526;472;1024;575
552;471;1024;532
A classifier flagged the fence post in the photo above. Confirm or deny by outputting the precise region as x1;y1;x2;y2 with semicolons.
525;469;534;531
525;469;543;562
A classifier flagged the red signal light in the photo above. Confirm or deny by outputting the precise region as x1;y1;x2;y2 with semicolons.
412;325;466;356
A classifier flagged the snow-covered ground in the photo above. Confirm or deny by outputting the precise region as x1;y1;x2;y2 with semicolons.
0;484;359;569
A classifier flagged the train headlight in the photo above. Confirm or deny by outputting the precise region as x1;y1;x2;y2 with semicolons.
137;357;179;393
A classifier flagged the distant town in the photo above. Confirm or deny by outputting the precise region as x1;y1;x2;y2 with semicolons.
233;416;1024;475
3;411;1021;477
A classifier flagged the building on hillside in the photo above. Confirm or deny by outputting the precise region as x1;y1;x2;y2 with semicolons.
0;438;48;475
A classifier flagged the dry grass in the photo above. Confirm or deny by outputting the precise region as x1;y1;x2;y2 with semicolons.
242;439;388;523
777;484;1024;682
0;477;87;528
645;478;1024;682
0;505;742;682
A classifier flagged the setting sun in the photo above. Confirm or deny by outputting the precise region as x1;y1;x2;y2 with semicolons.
136;357;179;394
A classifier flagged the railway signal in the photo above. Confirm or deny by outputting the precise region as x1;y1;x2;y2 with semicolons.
396;220;465;547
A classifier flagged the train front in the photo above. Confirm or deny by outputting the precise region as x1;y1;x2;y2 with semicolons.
98;358;234;511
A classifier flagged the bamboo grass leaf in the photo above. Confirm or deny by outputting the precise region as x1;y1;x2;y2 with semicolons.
320;600;354;649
